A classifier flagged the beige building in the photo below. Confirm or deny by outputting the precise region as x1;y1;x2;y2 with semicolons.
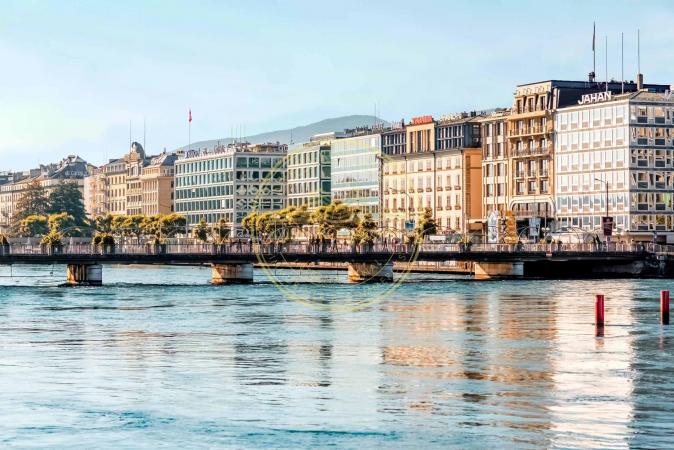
382;114;483;234
0;155;92;232
479;109;511;219
83;142;177;219
140;152;177;216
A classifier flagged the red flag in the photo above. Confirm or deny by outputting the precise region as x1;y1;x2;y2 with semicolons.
189;109;192;123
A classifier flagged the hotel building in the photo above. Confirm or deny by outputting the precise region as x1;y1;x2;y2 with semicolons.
507;79;672;231
555;89;674;241
382;114;483;233
174;142;287;235
287;132;337;209
83;143;178;219
331;128;381;220
140;152;177;216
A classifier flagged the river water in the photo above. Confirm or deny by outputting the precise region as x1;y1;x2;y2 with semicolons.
1;265;673;449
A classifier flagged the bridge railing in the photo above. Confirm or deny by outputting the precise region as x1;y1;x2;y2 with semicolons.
0;241;658;257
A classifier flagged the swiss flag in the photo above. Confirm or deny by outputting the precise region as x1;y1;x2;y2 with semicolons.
189;109;192;123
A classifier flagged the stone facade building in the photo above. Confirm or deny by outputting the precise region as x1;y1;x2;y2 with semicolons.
382;114;483;234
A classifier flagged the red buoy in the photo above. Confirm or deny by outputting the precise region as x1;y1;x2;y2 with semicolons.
661;290;670;325
595;294;605;335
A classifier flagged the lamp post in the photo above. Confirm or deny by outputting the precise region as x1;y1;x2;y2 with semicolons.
595;177;610;241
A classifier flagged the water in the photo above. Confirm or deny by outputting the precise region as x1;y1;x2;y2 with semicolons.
1;265;674;449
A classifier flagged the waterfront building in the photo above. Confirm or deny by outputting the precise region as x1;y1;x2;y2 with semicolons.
507;79;670;231
554;89;674;241
174;142;287;235
83;167;107;218
102;157;128;215
0;155;92;232
479;109;511;222
82;143;178;219
141;152;177;216
331;128;381;220
382;114;483;234
381;121;406;156
124;142;147;216
287;132;338;210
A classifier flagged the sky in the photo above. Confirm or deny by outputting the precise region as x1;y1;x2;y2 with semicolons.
1;0;674;170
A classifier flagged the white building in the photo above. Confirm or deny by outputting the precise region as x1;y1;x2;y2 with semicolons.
554;90;674;241
174;142;287;235
287;132;337;210
331;129;381;221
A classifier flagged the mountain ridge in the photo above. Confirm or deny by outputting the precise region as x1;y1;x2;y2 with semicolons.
175;115;388;151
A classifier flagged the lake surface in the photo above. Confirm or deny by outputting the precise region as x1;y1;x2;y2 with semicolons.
1;265;673;449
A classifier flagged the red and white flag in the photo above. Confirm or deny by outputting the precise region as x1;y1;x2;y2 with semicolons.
189;109;192;123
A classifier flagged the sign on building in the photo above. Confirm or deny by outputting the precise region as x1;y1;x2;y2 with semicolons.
487;211;499;243
602;216;614;237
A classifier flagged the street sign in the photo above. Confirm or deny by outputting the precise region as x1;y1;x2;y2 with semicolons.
404;220;415;232
602;216;614;236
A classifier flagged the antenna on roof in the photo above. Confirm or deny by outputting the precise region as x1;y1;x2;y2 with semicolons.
621;32;624;94
605;35;608;92
637;28;643;89
590;22;596;83
129;119;132;148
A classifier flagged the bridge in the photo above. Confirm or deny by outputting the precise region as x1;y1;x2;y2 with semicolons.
1;241;671;285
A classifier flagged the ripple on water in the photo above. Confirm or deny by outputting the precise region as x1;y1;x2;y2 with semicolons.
1;266;674;448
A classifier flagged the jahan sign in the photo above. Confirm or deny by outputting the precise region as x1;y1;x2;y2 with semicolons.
578;91;612;105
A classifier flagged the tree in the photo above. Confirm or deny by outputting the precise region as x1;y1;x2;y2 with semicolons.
12;180;49;234
287;204;310;234
212;218;230;243
193;219;209;242
94;214;114;233
310;201;359;240
159;213;187;238
140;215;160;239
111;215;127;235
242;212;259;237
19;215;49;237
47;182;87;227
121;215;145;239
353;213;379;246
47;212;76;235
415;207;437;239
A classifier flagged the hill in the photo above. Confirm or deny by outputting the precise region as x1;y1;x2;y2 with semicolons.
176;115;388;151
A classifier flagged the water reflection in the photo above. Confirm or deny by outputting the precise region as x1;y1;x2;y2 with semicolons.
0;267;673;448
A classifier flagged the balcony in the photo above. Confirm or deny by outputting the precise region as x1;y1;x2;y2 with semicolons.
512;145;550;157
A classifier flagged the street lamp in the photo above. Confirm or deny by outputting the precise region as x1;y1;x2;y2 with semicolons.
595;177;610;240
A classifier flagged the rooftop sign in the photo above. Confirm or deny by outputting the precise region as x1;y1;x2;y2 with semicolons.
410;115;434;125
578;91;612;105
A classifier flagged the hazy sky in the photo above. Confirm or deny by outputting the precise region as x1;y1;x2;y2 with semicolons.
2;0;674;170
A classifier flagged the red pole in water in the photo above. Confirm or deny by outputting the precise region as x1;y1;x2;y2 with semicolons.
595;294;605;331
661;290;670;325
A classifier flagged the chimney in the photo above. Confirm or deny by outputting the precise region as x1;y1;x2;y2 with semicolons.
637;73;644;90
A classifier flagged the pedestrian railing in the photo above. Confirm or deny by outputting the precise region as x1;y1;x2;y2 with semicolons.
0;241;658;257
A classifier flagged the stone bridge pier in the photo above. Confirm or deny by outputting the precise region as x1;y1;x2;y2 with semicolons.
347;262;394;283
473;261;524;280
66;263;103;286
211;263;254;284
